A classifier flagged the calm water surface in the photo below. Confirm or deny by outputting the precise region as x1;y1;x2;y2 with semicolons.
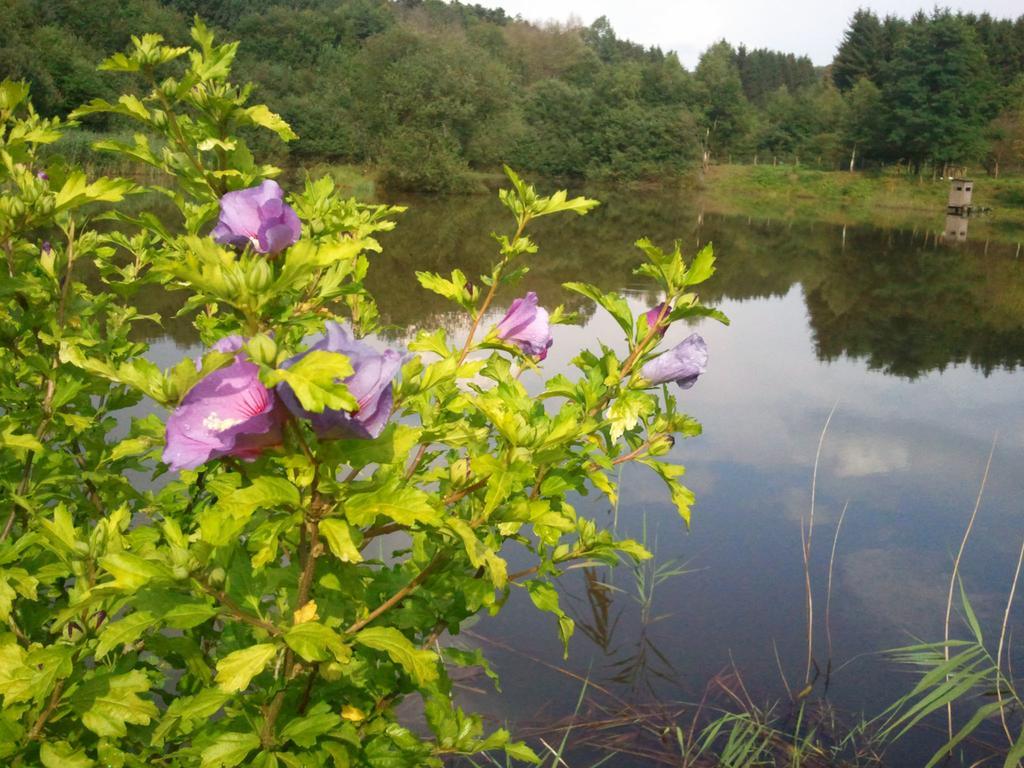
146;189;1024;764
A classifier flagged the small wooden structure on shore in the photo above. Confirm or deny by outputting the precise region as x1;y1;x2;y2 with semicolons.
947;178;974;215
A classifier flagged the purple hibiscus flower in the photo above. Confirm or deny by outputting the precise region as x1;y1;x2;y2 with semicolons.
496;292;553;360
277;322;403;440
643;302;671;338
640;333;708;390
211;180;301;255
163;337;285;470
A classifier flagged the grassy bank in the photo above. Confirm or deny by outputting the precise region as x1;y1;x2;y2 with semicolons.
697;165;1024;243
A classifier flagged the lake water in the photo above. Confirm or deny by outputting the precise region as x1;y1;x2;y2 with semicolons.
144;188;1024;765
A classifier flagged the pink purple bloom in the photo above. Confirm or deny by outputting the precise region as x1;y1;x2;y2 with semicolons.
643;303;671;338
277;322;403;440
640;333;708;390
496;292;553;360
162;337;284;470
211;180;301;255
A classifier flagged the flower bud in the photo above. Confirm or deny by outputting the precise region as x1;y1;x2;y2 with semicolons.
246;259;273;293
648;434;676;456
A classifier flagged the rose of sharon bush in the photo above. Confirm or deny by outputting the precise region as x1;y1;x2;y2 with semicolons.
211;179;301;254
496;291;553;359
641;332;708;389
278;321;403;439
163;336;284;469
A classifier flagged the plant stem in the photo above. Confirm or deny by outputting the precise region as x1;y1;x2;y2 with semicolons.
944;432;997;747
996;535;1024;745
27;679;65;741
260;691;286;748
824;500;849;689
344;554;446;636
802;400;837;688
197;578;282;636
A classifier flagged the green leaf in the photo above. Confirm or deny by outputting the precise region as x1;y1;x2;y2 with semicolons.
0;427;44;453
99;552;172;592
325;423;421;470
266;351;356;414
525;581;574;658
163;601;219;629
40;741;94;768
685;243;716;286
607;390;655;442
355;627;439;685
215;644;279;693
151;688;231;746
504;741;541;763
279;704;341;747
641;459;695;526
72;670;158;737
563;282;633;337
54;172;136;212
443;647;501;692
344;482;440;528
285;623;351;664
95;611;158;658
200;732;261;768
200;477;300;546
244;105;297;141
320;518;363;564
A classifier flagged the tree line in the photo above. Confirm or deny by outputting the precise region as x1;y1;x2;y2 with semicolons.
2;0;1023;189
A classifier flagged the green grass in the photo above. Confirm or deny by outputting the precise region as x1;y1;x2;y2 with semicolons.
697;165;1024;244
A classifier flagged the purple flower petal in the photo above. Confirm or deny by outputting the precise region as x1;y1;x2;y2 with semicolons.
496;292;554;360
163;339;284;470
212;180;301;254
640;333;708;389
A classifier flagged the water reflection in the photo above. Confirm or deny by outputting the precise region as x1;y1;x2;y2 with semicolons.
129;188;1024;764
944;213;969;242
369;192;1024;380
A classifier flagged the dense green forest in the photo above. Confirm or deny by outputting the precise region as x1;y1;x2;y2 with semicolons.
2;0;1024;189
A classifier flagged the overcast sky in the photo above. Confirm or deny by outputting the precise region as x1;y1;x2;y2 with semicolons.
470;0;1022;68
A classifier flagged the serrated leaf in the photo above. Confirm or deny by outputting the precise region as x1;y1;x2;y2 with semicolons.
525;581;574;658
95;611;157;658
343;483;440;528
0;427;44;453
355;627;438;685
563;282;633;337
99;552;171;592
244;105;297;141
279;704;341;747
685;243;716;285
200;732;261;768
320;519;363;564
163;601;218;629
215;644;278;692
151;688;231;746
267;351;356;414
285;622;351;663
40;741;94;768
72;670;158;737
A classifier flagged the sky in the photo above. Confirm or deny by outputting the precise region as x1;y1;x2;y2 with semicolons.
470;0;1023;68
